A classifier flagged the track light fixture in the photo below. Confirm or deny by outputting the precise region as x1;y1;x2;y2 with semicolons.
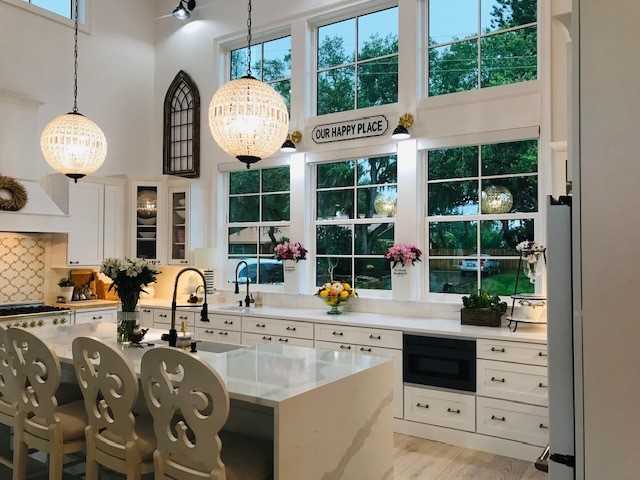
281;131;302;153
391;113;414;140
173;0;196;19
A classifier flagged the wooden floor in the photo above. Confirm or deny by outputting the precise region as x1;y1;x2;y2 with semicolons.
394;433;548;480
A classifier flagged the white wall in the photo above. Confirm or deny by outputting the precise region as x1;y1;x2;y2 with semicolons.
577;0;640;477
0;0;157;179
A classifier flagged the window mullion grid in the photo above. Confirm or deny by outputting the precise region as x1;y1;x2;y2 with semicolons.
354;15;359;111
477;0;482;90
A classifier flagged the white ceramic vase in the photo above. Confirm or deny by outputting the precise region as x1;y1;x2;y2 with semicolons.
391;264;415;301
60;286;74;302
283;259;304;295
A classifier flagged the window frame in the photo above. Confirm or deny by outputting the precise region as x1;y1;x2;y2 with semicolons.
422;133;541;302
311;2;400;117
312;153;399;297
223;164;292;292
425;0;539;98
2;0;90;28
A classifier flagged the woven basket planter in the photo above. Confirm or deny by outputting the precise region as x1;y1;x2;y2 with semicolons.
460;308;502;327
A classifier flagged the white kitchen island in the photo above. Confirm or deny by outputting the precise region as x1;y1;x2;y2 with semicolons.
37;322;395;480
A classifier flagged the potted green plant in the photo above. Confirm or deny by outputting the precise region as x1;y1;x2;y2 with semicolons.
460;290;507;327
57;278;75;302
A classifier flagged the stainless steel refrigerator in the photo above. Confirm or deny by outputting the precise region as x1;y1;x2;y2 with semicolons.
546;195;582;479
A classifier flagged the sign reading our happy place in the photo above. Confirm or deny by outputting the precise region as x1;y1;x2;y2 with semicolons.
312;115;389;144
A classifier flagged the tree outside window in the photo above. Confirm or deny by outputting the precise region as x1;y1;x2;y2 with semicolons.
227;167;291;285
316;7;399;115
315;155;397;290
428;0;537;96
231;36;291;111
426;140;538;296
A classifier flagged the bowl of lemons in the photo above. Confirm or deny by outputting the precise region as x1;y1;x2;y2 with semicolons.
316;281;357;315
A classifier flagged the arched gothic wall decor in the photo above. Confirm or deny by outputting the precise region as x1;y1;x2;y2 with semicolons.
163;70;200;178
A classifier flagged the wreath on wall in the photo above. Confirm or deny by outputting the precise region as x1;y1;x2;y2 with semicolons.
0;174;28;211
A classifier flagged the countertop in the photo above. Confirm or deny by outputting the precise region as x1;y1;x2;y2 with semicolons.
38;322;390;407
139;300;548;344
50;300;120;310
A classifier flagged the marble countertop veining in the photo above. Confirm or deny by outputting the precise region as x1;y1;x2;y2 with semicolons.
139;300;548;344
40;322;390;407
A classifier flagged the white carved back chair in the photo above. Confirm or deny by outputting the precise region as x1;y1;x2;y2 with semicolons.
6;327;88;480
72;336;155;480
0;327;18;469
140;347;272;480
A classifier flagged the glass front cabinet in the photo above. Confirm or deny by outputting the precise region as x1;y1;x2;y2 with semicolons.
130;182;165;265
167;182;207;265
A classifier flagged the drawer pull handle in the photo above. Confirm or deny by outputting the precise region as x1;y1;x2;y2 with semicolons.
360;347;372;352
143;309;151;313
340;345;351;350
491;415;506;422
224;320;233;325
491;377;506;383
262;336;272;341
332;331;343;336
286;326;296;331
179;316;188;320
159;314;167;318
538;383;548;388
205;330;212;334
278;338;289;343
92;316;102;320
416;403;429;409
219;332;228;336
539;423;549;430
369;335;381;340
538;352;548;357
447;408;461;414
256;323;266;328
491;347;505;353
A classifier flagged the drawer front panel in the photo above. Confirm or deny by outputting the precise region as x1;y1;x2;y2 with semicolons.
195;327;241;345
404;386;475;432
315;340;357;352
242;317;313;340
153;309;172;325
140;308;154;328
153;310;196;328
477;339;548;366
477;360;548;407
75;309;117;324
242;332;314;348
207;313;241;332
315;323;402;349
477;397;549;446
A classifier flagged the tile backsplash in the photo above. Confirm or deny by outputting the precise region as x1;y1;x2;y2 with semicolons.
0;233;48;303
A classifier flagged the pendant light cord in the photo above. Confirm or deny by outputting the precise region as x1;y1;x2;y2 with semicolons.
72;0;79;113
246;0;252;77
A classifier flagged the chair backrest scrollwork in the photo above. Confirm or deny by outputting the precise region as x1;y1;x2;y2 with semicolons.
141;347;230;478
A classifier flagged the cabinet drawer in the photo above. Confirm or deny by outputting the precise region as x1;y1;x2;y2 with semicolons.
242;317;313;340
74;309;117;324
477;339;547;366
315;323;402;349
477;397;549;447
404;386;475;432
153;309;172;325
195;327;241;345
315;340;357;352
242;332;313;348
140;308;154;328
477;360;548;407
206;313;241;332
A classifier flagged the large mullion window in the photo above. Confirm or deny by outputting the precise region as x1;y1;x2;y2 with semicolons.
226;167;290;286
316;6;399;115
426;139;538;296
230;36;292;110
315;155;397;291
427;0;538;97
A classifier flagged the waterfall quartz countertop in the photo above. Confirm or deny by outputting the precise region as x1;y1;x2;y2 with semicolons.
139;299;547;344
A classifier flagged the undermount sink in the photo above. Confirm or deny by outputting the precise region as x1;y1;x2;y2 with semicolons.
219;306;252;313
196;341;243;353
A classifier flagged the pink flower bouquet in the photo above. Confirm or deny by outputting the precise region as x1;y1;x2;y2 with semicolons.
274;241;308;262
384;243;423;268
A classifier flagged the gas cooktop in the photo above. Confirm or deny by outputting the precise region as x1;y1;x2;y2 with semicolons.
0;303;70;318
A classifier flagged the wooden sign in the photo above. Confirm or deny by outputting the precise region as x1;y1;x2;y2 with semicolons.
312;115;388;144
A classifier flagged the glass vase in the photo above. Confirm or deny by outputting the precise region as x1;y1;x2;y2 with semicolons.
522;252;543;284
117;310;139;345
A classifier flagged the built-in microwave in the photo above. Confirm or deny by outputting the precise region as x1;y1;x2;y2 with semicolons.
403;334;476;392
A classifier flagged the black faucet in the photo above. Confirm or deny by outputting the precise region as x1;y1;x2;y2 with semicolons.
234;261;254;307
166;267;209;348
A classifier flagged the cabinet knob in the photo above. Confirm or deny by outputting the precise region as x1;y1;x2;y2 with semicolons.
491;415;506;422
539;423;549;430
538;352;548;357
538;383;548;388
60;318;67;324
37;320;44;326
53;319;59;325
29;321;36;328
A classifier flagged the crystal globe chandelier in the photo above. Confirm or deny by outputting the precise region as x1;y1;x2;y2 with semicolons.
481;185;513;214
40;0;107;182
208;0;288;169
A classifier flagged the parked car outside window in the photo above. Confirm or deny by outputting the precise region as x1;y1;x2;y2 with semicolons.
458;254;501;276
